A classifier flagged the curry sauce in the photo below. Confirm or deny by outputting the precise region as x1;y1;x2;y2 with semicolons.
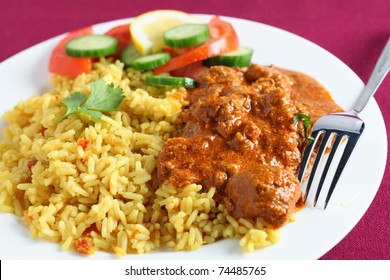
157;64;342;229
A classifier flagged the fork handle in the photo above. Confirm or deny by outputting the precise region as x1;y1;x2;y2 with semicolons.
353;37;390;114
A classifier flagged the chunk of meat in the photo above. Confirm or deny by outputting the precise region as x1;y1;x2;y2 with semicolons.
224;165;301;228
197;65;245;87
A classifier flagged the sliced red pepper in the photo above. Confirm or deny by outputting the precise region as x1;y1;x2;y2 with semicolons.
23;210;33;224
27;159;38;172
83;223;99;237
48;26;93;77
154;17;239;74
77;138;91;152
74;237;94;255
105;23;132;59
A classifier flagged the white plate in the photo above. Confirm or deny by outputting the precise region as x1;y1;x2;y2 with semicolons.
0;15;387;260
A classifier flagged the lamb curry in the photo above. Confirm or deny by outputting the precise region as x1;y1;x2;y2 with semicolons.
157;64;342;229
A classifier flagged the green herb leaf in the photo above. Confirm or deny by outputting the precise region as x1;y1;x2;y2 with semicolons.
307;135;314;145
55;79;125;123
177;122;186;133
293;112;312;139
54;92;86;124
83;79;125;112
79;108;103;120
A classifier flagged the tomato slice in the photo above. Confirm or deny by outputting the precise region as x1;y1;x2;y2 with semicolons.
154;17;239;74
105;23;132;58
48;26;93;77
170;61;209;80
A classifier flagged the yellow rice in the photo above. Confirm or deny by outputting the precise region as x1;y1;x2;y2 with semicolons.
0;58;280;256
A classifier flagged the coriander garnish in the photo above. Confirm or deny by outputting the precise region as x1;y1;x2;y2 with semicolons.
177;122;186;133
293;112;314;142
55;79;125;124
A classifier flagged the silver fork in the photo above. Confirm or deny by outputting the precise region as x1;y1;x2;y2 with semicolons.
298;37;390;209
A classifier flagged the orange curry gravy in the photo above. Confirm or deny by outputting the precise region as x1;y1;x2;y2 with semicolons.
157;64;342;229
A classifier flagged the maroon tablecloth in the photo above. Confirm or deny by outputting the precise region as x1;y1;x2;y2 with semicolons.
1;0;389;260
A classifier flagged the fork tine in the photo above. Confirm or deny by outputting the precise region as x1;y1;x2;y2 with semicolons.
313;133;343;207
297;130;321;182
323;134;360;209
303;131;332;202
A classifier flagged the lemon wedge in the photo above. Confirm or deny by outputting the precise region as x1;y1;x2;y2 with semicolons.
130;10;204;55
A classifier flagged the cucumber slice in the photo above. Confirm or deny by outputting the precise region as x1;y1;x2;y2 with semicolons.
130;52;171;71
163;24;210;48
146;75;196;88
66;34;118;57
204;47;254;67
120;44;142;68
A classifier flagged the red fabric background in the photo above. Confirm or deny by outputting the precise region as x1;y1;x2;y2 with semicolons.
0;0;389;259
